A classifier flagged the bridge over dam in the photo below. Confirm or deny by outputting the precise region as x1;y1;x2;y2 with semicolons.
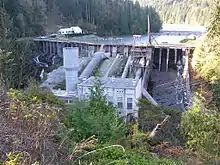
33;37;195;72
33;37;194;113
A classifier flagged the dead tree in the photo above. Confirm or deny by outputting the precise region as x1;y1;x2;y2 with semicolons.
148;115;170;139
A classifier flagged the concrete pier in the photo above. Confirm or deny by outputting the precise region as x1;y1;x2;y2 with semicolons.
174;49;177;64
159;48;162;71
53;42;56;54
88;46;95;57
112;46;117;57
42;42;46;53
57;42;62;56
49;42;52;54
34;39;194;72
124;46;129;56
166;48;170;72
105;45;111;53
51;42;53;54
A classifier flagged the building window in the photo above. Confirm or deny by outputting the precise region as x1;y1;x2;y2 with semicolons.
117;97;123;109
127;98;133;110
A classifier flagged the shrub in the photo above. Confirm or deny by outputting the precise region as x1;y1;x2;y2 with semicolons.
181;96;220;159
73;144;183;165
3;82;64;164
3;152;39;165
64;81;126;143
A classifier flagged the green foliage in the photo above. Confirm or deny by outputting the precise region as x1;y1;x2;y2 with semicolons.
0;50;14;87
26;80;64;106
0;0;162;37
139;0;213;25
7;81;63;125
192;2;220;82
55;0;162;35
4;153;23;165
209;81;220;109
183;2;220;161
8;90;56;121
64;80;126;143
119;133;151;155
138;99;183;145
0;81;64;164
61;82;183;164
2;152;39;165
138;99;164;129
0;0;46;38
181;97;220;158
76;145;183;165
0;40;37;89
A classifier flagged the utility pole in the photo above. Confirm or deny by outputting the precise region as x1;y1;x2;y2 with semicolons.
148;15;152;44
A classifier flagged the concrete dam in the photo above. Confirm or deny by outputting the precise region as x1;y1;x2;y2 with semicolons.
33;37;194;118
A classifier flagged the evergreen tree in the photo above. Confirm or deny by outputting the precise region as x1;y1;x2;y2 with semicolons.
0;0;162;37
183;2;220;159
65;81;125;143
138;0;213;26
192;1;220;82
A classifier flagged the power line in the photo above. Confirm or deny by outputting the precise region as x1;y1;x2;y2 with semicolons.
154;78;207;91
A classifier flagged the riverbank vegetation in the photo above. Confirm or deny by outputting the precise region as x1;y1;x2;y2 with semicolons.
1;77;218;164
0;40;38;89
184;1;220;162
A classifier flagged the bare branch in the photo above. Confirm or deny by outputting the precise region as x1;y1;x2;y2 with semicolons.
148;115;170;139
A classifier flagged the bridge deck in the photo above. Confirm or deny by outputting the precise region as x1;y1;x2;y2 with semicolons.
33;37;196;49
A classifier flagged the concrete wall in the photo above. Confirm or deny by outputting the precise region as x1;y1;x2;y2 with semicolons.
134;78;142;117
36;40;193;73
39;41;131;57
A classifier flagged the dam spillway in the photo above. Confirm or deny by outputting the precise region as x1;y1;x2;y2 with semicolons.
34;36;194;116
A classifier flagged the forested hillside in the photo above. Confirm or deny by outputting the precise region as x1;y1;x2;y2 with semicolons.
181;1;220;161
1;0;220;164
0;0;162;38
137;0;213;26
0;1;220;165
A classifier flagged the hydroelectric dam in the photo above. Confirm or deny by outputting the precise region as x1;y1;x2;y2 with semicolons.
33;35;195;120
